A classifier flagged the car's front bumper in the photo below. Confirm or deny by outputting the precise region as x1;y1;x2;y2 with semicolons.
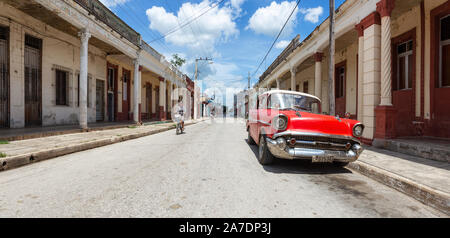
266;137;363;162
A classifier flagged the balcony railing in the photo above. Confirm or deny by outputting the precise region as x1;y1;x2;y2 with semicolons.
74;0;140;46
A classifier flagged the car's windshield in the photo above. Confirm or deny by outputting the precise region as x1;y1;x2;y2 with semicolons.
268;93;321;114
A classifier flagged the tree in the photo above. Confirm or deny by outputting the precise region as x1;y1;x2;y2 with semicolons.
170;54;186;68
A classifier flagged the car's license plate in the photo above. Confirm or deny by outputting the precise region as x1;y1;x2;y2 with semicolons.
312;156;334;163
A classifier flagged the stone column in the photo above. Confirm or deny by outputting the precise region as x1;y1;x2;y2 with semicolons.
378;0;395;106
78;29;91;129
359;12;382;141
159;77;166;120
314;52;324;99
374;0;396;140
355;24;365;122
133;58;140;124
290;67;296;91
276;78;280;89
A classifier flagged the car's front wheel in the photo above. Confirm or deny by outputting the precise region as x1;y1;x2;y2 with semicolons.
258;135;274;165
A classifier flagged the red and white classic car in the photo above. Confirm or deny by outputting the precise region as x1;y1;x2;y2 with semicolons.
246;90;364;166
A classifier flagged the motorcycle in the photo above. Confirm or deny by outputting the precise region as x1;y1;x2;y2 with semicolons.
174;110;184;135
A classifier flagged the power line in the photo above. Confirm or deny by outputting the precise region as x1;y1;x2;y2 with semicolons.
165;0;210;58
149;0;226;43
117;2;176;55
176;0;211;58
251;0;302;79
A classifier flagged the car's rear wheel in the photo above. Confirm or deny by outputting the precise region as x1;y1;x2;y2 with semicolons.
258;135;274;165
247;129;256;145
333;161;349;167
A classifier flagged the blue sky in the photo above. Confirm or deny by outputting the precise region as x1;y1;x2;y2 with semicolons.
101;0;345;99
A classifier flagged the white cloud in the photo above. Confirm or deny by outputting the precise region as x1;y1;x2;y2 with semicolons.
99;0;129;8
275;40;290;49
299;6;323;24
146;0;239;54
229;0;246;18
246;1;299;37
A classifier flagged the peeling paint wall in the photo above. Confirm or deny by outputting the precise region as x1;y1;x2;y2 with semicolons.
0;2;107;127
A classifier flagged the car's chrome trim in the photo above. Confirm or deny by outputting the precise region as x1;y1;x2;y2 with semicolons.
266;137;363;162
272;131;361;143
295;140;348;148
258;120;271;126
352;123;365;137
248;119;271;126
272;114;288;131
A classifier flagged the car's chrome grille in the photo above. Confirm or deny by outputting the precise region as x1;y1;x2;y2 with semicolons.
287;136;354;151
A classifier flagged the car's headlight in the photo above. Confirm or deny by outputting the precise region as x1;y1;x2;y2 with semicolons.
353;123;364;137
272;114;288;131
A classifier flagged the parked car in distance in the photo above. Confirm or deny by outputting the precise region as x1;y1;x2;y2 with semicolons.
246;90;364;166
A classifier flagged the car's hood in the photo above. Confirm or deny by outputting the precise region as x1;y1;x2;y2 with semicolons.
281;110;354;137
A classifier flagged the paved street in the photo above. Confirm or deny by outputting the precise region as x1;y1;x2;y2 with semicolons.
0;118;444;217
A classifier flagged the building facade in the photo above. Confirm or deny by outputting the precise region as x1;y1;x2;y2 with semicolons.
256;0;450;144
0;0;189;129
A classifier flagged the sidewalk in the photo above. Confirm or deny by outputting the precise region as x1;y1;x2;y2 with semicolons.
0;120;173;142
0;118;206;172
348;146;450;215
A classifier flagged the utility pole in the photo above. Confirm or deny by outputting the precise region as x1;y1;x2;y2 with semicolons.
247;72;250;90
194;57;213;119
328;0;336;116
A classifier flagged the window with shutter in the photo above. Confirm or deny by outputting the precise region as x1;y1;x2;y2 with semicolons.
55;69;68;106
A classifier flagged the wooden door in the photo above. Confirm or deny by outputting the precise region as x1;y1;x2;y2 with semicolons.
107;64;117;122
24;35;42;126
121;69;130;120
96;79;105;121
0;27;8;127
155;86;160;119
166;87;169;119
146;83;152;119
335;62;346;118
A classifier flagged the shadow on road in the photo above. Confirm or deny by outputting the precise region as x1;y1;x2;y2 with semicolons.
245;139;352;175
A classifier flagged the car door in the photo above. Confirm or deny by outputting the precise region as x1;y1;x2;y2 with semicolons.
248;93;259;143
255;94;268;144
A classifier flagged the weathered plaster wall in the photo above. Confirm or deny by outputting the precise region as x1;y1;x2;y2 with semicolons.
0;2;107;127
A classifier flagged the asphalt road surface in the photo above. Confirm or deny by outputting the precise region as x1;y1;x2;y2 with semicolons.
0;118;444;217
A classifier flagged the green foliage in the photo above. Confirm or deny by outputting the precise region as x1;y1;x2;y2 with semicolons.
170;54;186;68
0;140;9;144
0;152;6;158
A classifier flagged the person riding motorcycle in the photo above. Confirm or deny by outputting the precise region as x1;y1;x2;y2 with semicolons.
173;96;185;132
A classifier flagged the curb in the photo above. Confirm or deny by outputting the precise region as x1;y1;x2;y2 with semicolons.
0;123;137;142
347;161;450;216
0;121;199;173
